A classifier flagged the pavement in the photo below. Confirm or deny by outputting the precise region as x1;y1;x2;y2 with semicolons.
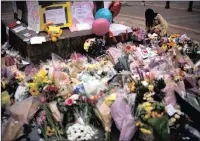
115;1;200;42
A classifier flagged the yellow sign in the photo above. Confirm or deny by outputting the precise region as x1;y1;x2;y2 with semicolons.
48;26;61;33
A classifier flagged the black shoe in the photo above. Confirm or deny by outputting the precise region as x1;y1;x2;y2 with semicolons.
187;8;193;12
165;6;170;9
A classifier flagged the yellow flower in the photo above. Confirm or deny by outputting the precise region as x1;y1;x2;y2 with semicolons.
140;128;152;134
136;121;140;127
46;126;55;137
29;83;38;89
145;114;150;119
34;69;47;82
145;106;153;111
15;72;24;81
148;85;154;92
30;87;39;96
146;130;152;134
174;75;181;81
145;102;152;107
42;77;52;84
128;81;135;92
2;81;6;89
161;44;167;52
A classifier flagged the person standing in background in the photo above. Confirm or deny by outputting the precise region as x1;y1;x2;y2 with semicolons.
188;1;193;12
165;1;193;12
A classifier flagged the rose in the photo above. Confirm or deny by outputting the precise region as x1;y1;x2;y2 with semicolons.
40;97;46;103
64;98;74;106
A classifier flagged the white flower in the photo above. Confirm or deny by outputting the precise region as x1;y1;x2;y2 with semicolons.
174;114;180;119
37;128;42;134
70;94;79;101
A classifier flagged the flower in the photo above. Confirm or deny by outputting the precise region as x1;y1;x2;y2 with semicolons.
70;94;79;101
15;72;24;81
148;85;154;92
46;126;55;136
64;98;74;106
145;106;153;111
30;87;39;96
145;114;150;119
40;97;46;103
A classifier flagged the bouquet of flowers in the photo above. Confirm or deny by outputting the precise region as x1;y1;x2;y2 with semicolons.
135;101;169;141
131;28;146;42
65;100;101;141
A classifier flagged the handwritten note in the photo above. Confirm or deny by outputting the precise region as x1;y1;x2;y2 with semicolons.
26;1;40;33
30;37;46;44
45;8;66;24
71;4;92;23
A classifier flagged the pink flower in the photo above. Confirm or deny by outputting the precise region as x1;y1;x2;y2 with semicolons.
64;98;74;106
41;115;46;121
40;97;46;103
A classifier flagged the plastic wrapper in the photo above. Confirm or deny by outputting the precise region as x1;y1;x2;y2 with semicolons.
111;96;137;141
2;97;40;141
83;79;107;97
94;94;114;133
162;83;177;107
7;96;40;125
2;117;23;141
65;106;103;141
48;101;63;122
107;47;123;64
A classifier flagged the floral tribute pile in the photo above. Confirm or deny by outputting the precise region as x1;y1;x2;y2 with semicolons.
1;31;200;141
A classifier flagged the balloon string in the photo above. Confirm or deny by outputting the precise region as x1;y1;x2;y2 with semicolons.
126;29;128;40
120;33;124;42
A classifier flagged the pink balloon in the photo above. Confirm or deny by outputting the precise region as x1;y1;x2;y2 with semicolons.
92;18;110;36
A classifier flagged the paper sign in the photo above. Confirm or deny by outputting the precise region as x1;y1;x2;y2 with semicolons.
30;37;46;44
71;4;91;23
165;104;176;116
17;9;22;20
49;26;60;33
26;1;40;33
13;26;26;33
45;8;66;24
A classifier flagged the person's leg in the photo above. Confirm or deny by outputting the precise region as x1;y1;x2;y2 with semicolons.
165;1;170;9
187;1;193;12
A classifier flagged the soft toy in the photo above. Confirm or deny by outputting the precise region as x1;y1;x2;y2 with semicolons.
44;21;63;42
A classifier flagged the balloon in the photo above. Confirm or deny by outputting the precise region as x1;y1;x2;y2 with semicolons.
95;8;112;23
92;18;110;36
109;1;121;18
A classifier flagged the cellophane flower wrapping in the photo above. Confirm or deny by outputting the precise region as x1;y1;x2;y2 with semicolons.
111;94;137;141
135;101;169;141
65;104;103;141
